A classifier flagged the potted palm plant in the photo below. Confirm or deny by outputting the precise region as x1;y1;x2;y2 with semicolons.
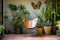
37;18;44;35
34;7;46;35
44;20;52;35
35;4;52;35
35;3;52;35
42;3;52;35
34;8;44;35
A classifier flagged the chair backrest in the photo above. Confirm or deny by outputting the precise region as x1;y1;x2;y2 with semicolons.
23;18;38;28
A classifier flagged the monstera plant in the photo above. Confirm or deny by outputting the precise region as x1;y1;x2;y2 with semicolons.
9;4;29;34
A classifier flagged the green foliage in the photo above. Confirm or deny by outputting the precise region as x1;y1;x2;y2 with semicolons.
9;4;17;11
37;18;44;28
36;3;53;27
0;25;4;34
18;4;26;10
11;17;23;27
55;20;60;29
50;0;60;26
9;4;29;27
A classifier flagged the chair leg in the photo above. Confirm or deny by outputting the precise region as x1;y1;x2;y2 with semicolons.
23;27;37;36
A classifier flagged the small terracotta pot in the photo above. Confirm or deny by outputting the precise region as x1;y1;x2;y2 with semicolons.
44;26;51;35
37;27;43;35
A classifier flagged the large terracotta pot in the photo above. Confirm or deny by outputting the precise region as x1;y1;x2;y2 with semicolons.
44;26;51;35
37;27;43;35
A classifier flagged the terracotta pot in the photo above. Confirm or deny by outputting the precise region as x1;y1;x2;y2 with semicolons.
37;27;43;35
44;26;51;35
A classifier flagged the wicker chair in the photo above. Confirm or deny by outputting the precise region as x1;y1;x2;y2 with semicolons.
23;18;38;35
